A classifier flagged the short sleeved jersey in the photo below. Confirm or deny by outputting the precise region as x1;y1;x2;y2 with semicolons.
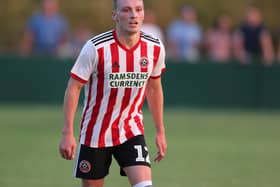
71;30;165;148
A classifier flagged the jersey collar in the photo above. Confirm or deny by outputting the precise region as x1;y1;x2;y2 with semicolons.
113;29;141;53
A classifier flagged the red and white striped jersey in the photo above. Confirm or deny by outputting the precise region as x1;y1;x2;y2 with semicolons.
70;30;165;148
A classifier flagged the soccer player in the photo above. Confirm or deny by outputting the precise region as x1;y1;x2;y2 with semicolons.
59;0;167;187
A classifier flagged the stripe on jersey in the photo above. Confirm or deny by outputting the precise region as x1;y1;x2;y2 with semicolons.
70;72;87;84
98;42;119;147
133;42;161;130
134;94;145;134
110;50;134;146
79;75;93;141
123;40;149;138
84;48;105;147
140;41;148;72
150;45;161;78
91;30;113;43
110;47;127;144
134;82;147;135
133;41;151;134
125;88;145;136
150;68;166;79
91;32;114;47
94;37;114;47
141;33;159;42
141;32;160;44
142;36;160;45
153;45;161;67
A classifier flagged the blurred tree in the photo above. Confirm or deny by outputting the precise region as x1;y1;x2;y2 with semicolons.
0;0;280;53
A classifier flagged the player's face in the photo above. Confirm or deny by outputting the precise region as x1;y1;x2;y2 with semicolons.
113;0;144;35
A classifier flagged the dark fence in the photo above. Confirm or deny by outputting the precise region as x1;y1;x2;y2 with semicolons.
1;55;280;108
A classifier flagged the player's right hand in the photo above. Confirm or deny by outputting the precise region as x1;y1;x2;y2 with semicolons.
154;130;167;162
59;134;77;160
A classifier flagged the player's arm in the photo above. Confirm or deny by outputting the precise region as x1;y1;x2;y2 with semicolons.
260;31;275;65
59;77;84;160
146;77;167;162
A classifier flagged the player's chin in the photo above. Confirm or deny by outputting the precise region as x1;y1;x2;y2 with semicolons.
126;27;141;34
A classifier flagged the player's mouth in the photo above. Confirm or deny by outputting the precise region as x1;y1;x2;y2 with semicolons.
129;21;138;27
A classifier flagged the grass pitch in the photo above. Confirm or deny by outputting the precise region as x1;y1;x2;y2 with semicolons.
0;105;280;187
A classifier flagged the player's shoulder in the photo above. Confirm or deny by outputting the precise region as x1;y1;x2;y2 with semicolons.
140;31;162;46
89;30;115;48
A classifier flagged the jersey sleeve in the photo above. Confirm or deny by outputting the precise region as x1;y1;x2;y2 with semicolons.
150;41;166;79
70;41;97;83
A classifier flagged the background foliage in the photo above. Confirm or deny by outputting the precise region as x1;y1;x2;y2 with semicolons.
0;0;280;52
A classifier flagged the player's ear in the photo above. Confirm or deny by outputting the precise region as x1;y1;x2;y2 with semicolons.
112;10;117;22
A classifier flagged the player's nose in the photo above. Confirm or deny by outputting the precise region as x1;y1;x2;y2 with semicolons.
130;9;137;18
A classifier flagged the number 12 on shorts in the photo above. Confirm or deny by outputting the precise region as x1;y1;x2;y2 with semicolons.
134;145;150;163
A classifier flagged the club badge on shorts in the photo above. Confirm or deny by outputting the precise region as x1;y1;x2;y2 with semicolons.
79;160;91;173
140;57;149;69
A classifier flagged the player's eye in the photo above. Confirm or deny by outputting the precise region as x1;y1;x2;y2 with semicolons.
136;7;143;12
121;8;130;13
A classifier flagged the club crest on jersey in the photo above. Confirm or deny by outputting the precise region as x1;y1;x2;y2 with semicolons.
140;57;149;69
79;160;91;173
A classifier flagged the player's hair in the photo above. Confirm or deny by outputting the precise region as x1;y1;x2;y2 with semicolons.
113;0;144;10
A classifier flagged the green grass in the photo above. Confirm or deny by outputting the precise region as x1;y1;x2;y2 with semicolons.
0;105;280;187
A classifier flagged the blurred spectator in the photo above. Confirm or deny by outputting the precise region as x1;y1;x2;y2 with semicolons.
58;24;93;59
167;5;203;62
277;28;280;63
20;0;69;57
141;8;165;42
233;6;274;65
205;14;233;62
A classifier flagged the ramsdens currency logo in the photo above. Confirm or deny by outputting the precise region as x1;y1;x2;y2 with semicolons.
109;72;149;88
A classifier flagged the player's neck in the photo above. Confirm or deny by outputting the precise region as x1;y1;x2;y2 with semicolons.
115;29;140;50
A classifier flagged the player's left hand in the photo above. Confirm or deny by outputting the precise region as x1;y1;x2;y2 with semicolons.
154;130;167;162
